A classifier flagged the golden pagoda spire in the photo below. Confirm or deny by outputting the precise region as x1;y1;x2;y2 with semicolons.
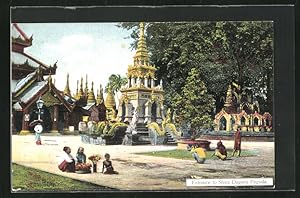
63;73;71;96
97;84;103;104
84;74;89;96
76;80;79;97
105;88;116;109
223;84;237;114
97;84;104;105
127;22;156;80
133;22;149;66
77;77;84;99
224;85;233;107
96;89;100;103
87;81;96;104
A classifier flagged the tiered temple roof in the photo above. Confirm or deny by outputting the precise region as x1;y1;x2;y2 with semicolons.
11;23;57;80
126;22;157;80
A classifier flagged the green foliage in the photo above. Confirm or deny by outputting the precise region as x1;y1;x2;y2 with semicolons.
12;163;111;191
119;21;274;114
105;74;127;94
173;68;215;130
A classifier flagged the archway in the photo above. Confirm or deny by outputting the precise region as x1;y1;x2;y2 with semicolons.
241;116;246;126
254;117;259;126
266;118;270;126
219;116;227;131
141;103;146;117
230;117;235;131
151;102;157;121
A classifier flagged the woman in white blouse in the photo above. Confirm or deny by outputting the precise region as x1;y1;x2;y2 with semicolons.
58;146;75;172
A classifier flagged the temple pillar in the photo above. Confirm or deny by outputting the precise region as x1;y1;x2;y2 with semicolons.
131;78;135;86
144;102;152;124
151;79;155;88
51;105;59;133
124;103;132;122
156;105;162;124
19;109;30;135
128;78;131;87
137;78;141;86
226;118;231;132
64;111;70;131
144;77;148;87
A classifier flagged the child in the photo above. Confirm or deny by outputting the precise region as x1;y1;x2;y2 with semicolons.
76;147;86;163
102;153;118;174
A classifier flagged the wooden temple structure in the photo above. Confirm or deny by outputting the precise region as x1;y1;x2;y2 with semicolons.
11;23;106;135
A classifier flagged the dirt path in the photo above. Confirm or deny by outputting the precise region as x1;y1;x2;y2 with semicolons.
12;135;274;190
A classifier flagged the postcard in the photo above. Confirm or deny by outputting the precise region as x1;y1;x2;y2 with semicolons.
11;20;276;191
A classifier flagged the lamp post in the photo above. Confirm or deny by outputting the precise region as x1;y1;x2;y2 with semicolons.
36;98;44;121
34;97;44;145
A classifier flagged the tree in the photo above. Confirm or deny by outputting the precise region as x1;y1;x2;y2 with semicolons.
118;21;274;114
105;74;127;94
173;68;215;130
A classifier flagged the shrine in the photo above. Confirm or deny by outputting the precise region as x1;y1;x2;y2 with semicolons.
214;82;272;132
117;22;164;124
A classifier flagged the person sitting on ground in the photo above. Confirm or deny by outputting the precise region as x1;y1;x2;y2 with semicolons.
231;126;242;157
102;153;119;174
190;144;206;164
76;146;86;163
58;146;75;172
211;140;227;160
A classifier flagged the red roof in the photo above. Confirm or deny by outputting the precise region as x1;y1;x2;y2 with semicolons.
11;23;32;50
12;23;31;41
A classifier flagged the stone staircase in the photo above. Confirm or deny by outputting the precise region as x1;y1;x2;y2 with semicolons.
131;123;152;145
165;129;178;145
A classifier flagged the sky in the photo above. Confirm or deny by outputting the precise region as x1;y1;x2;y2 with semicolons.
16;23;135;99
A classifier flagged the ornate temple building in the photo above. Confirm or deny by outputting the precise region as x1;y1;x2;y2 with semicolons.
11;23;76;134
117;22;164;125
65;74;107;123
214;82;272;132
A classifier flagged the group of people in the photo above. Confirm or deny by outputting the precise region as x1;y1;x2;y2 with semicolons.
57;146;118;174
190;127;242;163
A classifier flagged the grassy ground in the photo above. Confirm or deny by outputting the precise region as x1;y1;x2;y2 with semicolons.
137;149;257;160
12;163;114;192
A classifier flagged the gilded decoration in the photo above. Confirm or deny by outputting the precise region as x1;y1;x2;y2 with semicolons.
41;91;61;107
120;93;129;104
127;65;156;78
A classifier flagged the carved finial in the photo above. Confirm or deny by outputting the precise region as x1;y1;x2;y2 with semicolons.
140;22;145;38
